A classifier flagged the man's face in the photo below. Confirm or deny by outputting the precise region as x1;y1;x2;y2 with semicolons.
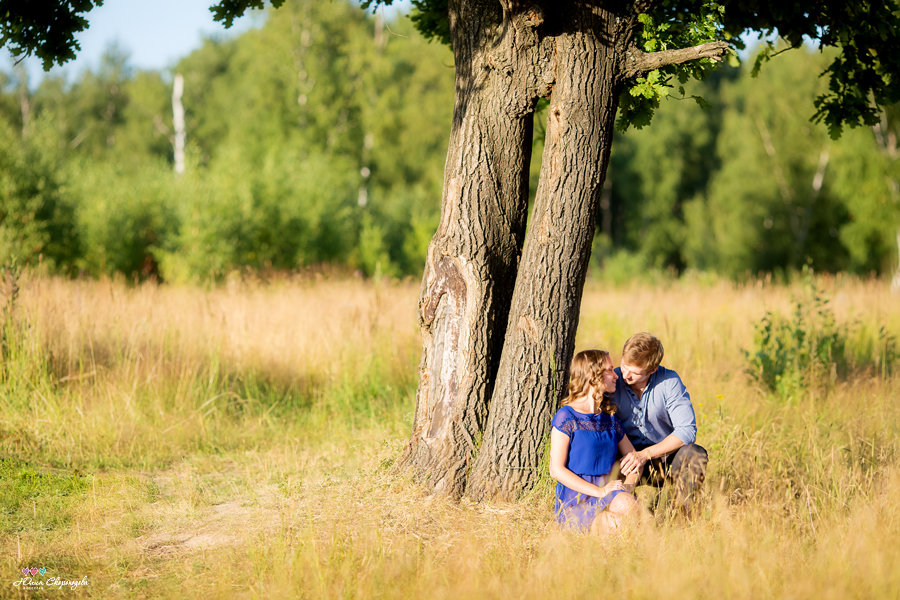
620;361;654;390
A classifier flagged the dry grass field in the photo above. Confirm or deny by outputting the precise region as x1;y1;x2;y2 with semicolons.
1;272;898;598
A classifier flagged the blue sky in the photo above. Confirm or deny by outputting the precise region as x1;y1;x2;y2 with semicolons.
4;0;410;84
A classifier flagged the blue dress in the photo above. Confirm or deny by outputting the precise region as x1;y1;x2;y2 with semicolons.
551;405;627;531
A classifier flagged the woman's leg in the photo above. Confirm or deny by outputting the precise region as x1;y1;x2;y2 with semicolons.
590;492;645;534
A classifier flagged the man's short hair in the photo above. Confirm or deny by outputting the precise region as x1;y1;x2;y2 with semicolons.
622;332;664;372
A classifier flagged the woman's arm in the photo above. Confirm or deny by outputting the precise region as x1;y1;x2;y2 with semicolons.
549;428;621;498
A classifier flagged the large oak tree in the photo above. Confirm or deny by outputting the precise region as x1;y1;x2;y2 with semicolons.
6;0;899;500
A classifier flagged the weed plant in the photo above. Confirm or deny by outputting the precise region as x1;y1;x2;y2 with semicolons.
744;269;898;398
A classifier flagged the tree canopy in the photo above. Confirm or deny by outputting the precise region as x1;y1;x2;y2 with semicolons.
0;0;103;70
0;1;897;280
353;0;900;137
6;2;899;136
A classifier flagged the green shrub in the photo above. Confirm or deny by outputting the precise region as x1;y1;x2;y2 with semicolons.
159;149;361;282
744;275;847;396
0;120;80;272
744;270;897;396
589;238;673;286
71;160;178;280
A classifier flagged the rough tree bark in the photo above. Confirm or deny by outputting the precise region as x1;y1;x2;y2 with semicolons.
400;0;728;500
467;4;623;500
396;0;551;497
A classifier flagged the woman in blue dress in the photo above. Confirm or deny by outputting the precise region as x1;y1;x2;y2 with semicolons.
549;349;643;533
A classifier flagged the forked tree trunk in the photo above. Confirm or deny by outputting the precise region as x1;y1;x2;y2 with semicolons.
399;1;725;500
467;5;622;500
396;0;551;497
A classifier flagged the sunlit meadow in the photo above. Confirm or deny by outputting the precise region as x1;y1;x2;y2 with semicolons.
1;272;898;598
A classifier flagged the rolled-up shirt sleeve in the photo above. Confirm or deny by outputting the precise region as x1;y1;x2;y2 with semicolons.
664;374;697;445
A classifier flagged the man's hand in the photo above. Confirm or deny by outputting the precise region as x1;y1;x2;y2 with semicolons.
620;449;650;476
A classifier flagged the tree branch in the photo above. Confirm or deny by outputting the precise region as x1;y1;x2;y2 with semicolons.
621;41;729;80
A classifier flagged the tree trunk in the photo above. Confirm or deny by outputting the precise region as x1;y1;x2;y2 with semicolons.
172;74;186;175
398;1;717;500
467;5;622;500
396;0;550;497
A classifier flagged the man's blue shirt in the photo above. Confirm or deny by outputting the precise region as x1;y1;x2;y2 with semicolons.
612;365;697;449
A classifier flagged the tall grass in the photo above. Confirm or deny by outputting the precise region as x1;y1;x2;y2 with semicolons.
0;273;897;599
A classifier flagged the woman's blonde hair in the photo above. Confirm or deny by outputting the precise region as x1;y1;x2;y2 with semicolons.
562;349;616;415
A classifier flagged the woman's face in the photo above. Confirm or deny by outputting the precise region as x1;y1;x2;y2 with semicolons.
599;358;618;394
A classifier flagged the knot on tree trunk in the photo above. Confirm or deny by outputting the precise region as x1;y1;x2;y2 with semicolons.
421;255;466;328
521;5;544;28
503;1;544;26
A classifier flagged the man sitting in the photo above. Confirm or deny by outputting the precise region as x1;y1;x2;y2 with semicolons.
614;332;708;514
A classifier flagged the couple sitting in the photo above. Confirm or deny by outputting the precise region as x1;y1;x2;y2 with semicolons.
549;332;708;533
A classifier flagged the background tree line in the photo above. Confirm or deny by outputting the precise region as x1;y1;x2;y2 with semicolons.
0;0;896;282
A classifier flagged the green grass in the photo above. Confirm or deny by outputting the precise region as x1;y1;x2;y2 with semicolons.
0;458;90;535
